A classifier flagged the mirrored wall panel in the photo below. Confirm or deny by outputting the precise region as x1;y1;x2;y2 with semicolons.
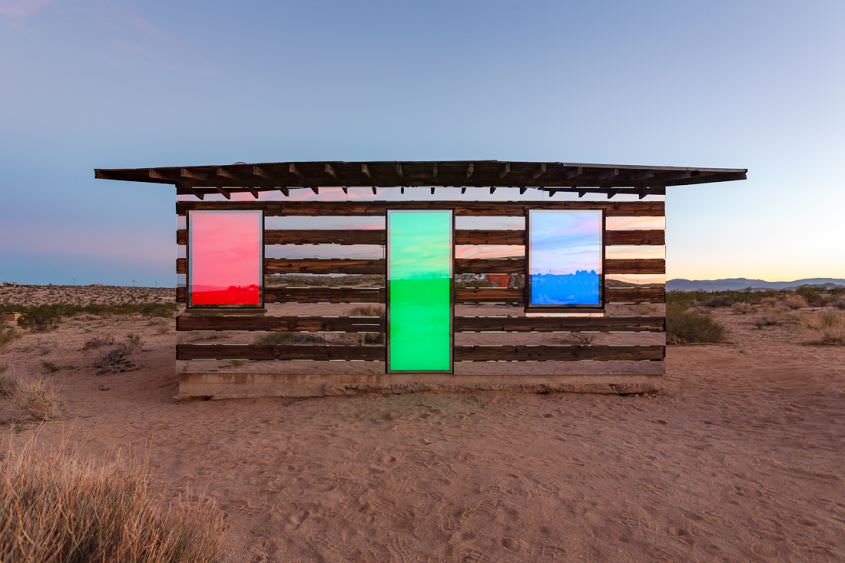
188;210;263;307
387;210;452;372
527;209;603;307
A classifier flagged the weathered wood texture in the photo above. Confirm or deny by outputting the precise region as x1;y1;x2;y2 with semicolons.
175;196;667;391
177;344;384;361
455;258;665;275
177;200;665;217
264;259;383;274
453;316;664;332
177;286;664;304
177;344;663;362
177;315;384;332
177;314;663;333
264;287;384;303
178;228;665;247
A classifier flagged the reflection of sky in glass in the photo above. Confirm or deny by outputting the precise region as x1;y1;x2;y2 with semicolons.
388;211;452;280
529;210;602;306
189;210;262;305
529;210;602;275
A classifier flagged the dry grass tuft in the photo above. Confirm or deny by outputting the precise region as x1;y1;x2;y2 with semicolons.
92;335;144;375
0;446;224;562
0;375;60;423
0;326;20;350
782;293;808;310
801;309;845;345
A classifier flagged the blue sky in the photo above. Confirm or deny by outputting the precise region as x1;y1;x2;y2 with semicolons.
1;0;843;285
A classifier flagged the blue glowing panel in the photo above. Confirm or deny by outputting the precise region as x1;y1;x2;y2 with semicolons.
528;210;602;307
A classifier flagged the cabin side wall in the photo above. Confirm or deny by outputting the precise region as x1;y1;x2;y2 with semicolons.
174;198;666;398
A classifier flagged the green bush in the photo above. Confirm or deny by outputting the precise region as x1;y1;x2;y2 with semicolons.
667;304;725;344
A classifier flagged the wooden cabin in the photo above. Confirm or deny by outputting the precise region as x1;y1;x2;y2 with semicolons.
95;161;746;399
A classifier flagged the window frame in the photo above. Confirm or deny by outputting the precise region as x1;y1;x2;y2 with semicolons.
524;208;606;313
186;208;265;310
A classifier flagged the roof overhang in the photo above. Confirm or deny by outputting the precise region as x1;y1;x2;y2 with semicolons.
95;160;746;198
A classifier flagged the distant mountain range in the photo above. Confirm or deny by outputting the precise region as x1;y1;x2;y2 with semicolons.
668;278;845;292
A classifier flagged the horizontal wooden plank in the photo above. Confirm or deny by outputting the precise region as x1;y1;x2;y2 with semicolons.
455;286;663;304
180;229;385;246
177;314;662;334
455;287;522;303
178;284;661;304
178;228;664;246
264;230;385;245
177;344;384;361
177;343;662;362
265;287;385;303
454;316;664;332
177;315;383;332
605;259;665;274
176;286;384;304
454;345;664;362
455;258;665;275
605;230;665;246
456;229;664;246
265;259;384;274
177;200;665;217
455;230;524;245
455;258;523;274
606;286;665;303
454;361;665;377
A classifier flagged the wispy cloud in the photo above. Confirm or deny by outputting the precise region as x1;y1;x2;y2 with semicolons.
0;0;49;17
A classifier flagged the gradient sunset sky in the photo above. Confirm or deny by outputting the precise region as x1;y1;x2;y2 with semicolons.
1;1;843;286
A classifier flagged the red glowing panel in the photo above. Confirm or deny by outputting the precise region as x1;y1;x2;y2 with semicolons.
188;210;262;306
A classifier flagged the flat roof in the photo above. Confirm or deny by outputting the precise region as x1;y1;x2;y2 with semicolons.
95;160;746;197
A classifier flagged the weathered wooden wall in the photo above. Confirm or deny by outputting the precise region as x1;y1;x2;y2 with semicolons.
174;197;666;398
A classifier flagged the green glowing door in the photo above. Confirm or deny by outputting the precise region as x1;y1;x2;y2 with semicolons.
387;210;453;373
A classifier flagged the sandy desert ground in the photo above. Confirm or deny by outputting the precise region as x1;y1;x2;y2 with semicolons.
1;285;843;562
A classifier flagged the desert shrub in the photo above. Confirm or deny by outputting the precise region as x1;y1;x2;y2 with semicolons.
350;305;383;316
782;293;808;310
0;375;60;422
0;447;224;562
92;335;144;375
0;326;20;349
801;310;845;345
10;303;178;332
669;289;789;311
40;361;59;374
831;300;845;310
795;286;826;307
667;304;725;344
